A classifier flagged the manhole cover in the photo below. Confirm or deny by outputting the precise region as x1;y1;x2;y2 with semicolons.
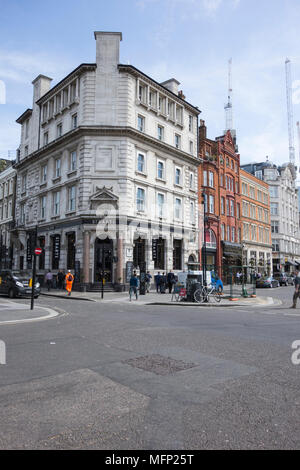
124;354;196;376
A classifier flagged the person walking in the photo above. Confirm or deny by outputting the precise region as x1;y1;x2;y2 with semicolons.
154;272;161;293
129;271;139;301
57;270;64;290
290;270;300;308
146;271;152;293
45;270;53;291
160;272;166;293
65;270;74;296
167;270;175;293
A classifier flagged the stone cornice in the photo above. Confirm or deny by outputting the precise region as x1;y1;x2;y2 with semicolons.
14;126;203;169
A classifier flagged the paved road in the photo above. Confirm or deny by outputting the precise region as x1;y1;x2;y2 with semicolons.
0;286;299;449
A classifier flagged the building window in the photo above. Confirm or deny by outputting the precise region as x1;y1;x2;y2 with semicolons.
221;224;225;240
22;173;27;192
25;119;29;139
237;203;240;219
136;188;145;212
44;132;48;146
230;199;234;217
57;123;62;138
72;114;77;129
209;171;214;188
221;197;225;214
175;134;181;149
157;193;165;218
40;196;46;219
209;195;214;214
55;158;61;178
20;204;25;224
173;239;182;270
231;227;235;242
137;115;145;132
227;225;230;241
157;125;163;141
188;115;193;132
190;201;195;223
41;164;47;183
189;141;194;154
157;161;164;180
220;173;223;186
175;198;182;219
70;151;77;171
137;153;145;173
270;202;278;215
271;220;279;233
154;237;165;270
175;168;181;186
189;173;194;190
68;186;76;212
269;186;278;198
53;191;60;216
203;170;207;186
24;146;28;157
226;157;229;167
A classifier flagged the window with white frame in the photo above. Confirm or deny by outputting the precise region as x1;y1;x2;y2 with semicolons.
190;201;195;223
188;115;193;132
231;227;235;242
55;158;61;178
20;204;25;224
157;161;164;180
221;224;225;240
203;170;207;186
57;123;62;138
68;186;76;212
209;195;214;214
230;199;234;217
221;197;225;214
175;168;181;186
175;134;181;149
227;225;230;241
157;125;163;141
22;173;27;192
70;151;77;171
209;171;214;188
40;196;46;219
270;202;278;215
137;153;145;173
72;114;77;129
175;198;182;219
189;141;193;154
157;193;165;218
53;191;60;216
189;172;194;190
41;164;47;183
137;115;145;132
136;188;145;212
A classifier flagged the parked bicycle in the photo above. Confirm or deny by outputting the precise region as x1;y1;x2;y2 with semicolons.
194;285;222;303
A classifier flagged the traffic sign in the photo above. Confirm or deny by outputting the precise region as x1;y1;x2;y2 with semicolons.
34;248;42;255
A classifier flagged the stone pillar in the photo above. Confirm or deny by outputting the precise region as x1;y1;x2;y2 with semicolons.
116;237;123;283
83;231;90;283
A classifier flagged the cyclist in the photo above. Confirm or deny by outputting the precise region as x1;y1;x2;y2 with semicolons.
129;271;139;301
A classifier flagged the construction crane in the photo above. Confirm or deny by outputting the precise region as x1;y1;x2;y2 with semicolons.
285;58;296;166
224;58;233;131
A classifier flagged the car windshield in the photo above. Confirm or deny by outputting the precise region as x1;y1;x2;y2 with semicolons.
11;271;31;279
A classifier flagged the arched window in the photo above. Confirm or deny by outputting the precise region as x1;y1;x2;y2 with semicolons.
205;229;217;249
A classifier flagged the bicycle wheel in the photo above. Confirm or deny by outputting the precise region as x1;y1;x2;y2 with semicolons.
212;290;222;303
194;288;205;303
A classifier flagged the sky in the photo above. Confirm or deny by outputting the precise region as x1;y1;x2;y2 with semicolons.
1;0;300;167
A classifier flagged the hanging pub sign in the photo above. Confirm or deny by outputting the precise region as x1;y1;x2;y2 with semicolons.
152;239;158;261
53;234;61;260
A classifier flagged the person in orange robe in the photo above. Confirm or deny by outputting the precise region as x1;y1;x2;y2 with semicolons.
65;270;74;296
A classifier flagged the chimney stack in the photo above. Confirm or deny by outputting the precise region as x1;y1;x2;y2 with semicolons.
94;31;122;71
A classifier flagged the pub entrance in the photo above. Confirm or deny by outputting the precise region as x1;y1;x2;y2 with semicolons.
94;237;113;283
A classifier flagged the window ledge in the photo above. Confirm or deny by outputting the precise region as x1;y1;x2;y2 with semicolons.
66;210;76;216
156;177;166;184
40;182;47;188
67;170;77;178
51;215;60;220
135;171;147;177
174;183;183;189
52;176;61;184
38;218;46;223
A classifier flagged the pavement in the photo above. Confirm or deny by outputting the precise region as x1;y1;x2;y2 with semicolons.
0;298;62;324
40;287;281;307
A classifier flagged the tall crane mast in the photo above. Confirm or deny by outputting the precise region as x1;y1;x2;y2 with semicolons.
285;58;295;166
224;58;233;131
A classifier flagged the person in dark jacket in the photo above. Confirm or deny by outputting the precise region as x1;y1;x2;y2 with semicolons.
160;272;166;293
57;270;65;290
154;272;161;293
167;270;176;293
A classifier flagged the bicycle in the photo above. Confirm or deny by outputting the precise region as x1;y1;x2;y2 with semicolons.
129;286;139;301
194;285;222;303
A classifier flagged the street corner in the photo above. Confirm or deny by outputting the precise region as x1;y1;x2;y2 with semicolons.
0;298;63;325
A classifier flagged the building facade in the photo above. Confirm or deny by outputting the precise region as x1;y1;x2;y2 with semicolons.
13;31;200;285
240;168;272;274
0;162;17;269
241;161;300;273
198;121;242;274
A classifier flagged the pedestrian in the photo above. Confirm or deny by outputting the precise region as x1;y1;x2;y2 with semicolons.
167;270;175;293
65;270;74;296
129;271;139;301
290;269;300;308
45;270;53;291
154;272;161;293
146;271;152;293
160;272;166;293
57;269;64;290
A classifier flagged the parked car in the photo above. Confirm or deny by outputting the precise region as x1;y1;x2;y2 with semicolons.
256;276;280;288
0;270;40;298
273;272;295;286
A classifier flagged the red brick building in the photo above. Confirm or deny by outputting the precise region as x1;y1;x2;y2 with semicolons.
198;120;242;275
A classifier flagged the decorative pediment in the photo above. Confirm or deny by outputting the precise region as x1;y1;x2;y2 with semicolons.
224;130;234;148
90;186;119;203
